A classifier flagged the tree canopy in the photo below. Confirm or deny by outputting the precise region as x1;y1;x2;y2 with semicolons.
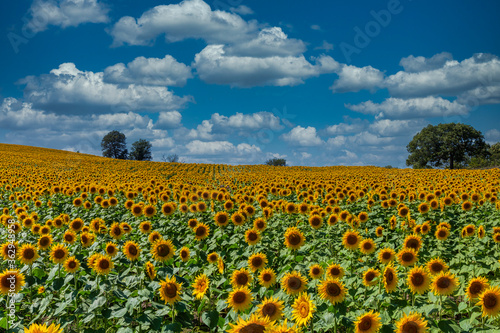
265;158;287;166
406;123;489;169
101;130;128;159
129;139;152;161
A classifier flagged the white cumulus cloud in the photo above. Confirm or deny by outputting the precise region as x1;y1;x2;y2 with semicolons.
281;126;323;146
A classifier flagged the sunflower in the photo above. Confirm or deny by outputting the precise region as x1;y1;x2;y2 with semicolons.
383;264;398;293
217;257;224;274
254;218;267;231
64;256;80;273
403;234;422;252
145;261;156;280
194;223;210;240
87;253;100;270
123;241;141;261
49;243;69;264
109;222;124;240
421;222;431;234
151;239;176;262
69;218;84;232
93;255;114;275
179;247;190;262
38;235;53;250
284;227;305;250
308;215;323;229
37;286;45;294
431;271;459;296
376;248;395;265
120;222;132;234
476;286;500;318
426;258;448;275
1;242;18;260
309;264;324;279
463;224;475;237
359;239;376;255
407;266;430;294
192;274;209;300
159;275;182;304
435;227;450;241
139;221;152;234
327;214;338;226
270;319;299;333
418;203;429;214
318;278;346;304
104;242;119;257
131;203;143;217
0;269;25;294
259;268;277;288
18;244;39;265
228;313;274;333
214;211;229;227
143;204;157;217
248;253;267;272
291;292;315;327
394;312;428;333
281;271;308;295
354;311;381;333
257;296;284;321
363;269;380;287
80;232;95;248
23;323;63;333
462;201;473;211
231;212;245;226
342;230;361;250
245;229;261;245
477;226;485;239
397;248;418;267
466;277;489;301
227;286;253;312
375;226;383;237
326;263;344;279
494;233;500;243
231;268;253;287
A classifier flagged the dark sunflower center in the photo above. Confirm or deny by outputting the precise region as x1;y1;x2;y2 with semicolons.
234;216;242;223
164;283;177;298
233;291;246;304
359;317;372;331
431;263;443;272
365;272;376;282
40;238;49;246
287;277;302;290
209;254;217;261
99;260;110;270
469;282;483;295
1;275;11;288
262;303;276;316
133;207;142;214
402;253;414;262
262;273;271;282
402;322;419;333
248;233;258;241
107;246;115;254
196;227;206;236
181;251;188;258
484;294;497;309
466;227;473;234
24;248;35;259
385;271;394;282
73;222;82;229
68;261;77;268
157;244;170;257
145;207;154;214
330;267;340;276
411;273;424;286
54;249;65;259
236;273;248;285
311;217;321;226
143;224;150;230
218;216;227;224
81;236;88;243
382;252;391;260
347;234;358;245
240;323;265;333
113;228;121;236
288;233;301;246
422;226;429;232
437;277;451;289
252;257;263;267
406;239;419;249
256;221;264;229
128;246;138;256
438;230;446;237
327;282;341;296
312;267;320;275
363;242;372;250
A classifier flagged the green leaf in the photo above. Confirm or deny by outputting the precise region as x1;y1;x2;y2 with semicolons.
116;328;133;333
110;308;128;319
53;277;64;290
438;320;461;332
161;323;181;333
88;296;106;312
54;301;69;316
458;302;467;312
201;311;219;329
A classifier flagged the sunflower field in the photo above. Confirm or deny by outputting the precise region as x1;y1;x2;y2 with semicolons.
1;143;500;333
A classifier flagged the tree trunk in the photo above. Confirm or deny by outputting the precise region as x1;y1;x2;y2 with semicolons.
450;154;454;169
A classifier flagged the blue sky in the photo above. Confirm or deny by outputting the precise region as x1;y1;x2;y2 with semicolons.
1;0;499;166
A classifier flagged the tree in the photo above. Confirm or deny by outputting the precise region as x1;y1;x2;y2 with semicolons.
129;139;152;161
162;154;183;163
101;130;128;159
265;158;287;166
406;123;489;169
468;142;500;168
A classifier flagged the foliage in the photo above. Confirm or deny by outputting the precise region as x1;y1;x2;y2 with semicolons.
129;139;152;161
468;142;500;168
406;123;489;169
265;158;287;166
101;130;128;160
162;154;182;163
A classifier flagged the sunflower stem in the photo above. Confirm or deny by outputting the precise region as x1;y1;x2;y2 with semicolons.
438;295;442;322
171;303;176;323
